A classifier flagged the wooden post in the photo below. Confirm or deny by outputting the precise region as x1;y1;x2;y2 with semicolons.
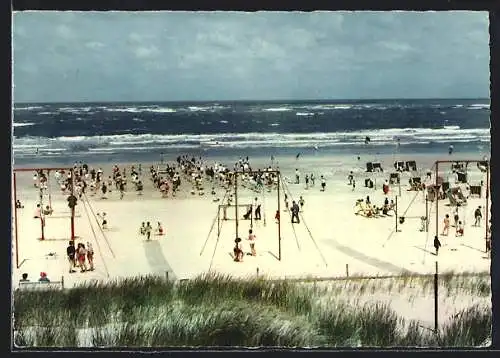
61;275;65;289
70;168;75;241
434;261;439;334
485;164;490;252
425;197;429;232
346;264;349;278
277;172;282;261
395;196;398;232
165;271;169;281
435;162;439;242
234;172;239;241
256;267;259;277
14;172;19;268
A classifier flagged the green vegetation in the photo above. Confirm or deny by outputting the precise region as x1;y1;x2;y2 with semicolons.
13;272;491;348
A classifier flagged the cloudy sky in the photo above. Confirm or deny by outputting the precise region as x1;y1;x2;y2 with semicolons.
13;11;489;103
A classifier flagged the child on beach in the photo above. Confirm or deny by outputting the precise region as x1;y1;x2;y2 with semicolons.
441;214;450;236
310;173;315;186
156;222;164;236
305;174;309;189
320;176;326;191
97;212;108;230
453;208;459;227
38;272;50;282
247;229;257;256
16;200;23;209
233;238;244;262
455;221;464;237
140;222;146;236
295;169;300;184
474;206;482;226
275;210;280;223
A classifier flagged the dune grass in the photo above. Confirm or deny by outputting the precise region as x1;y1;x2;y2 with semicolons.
13;272;492;348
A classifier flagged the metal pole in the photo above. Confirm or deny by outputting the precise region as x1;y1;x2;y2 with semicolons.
277;172;282;261
70;168;75;241
425;197;429;232
14;172;19;268
434;260;439;334
217;205;220;237
395;195;398;232
435;162;439;241
234;172;239;241
485;164;490;252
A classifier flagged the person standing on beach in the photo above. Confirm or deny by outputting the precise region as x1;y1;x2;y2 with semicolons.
77;243;88;273
66;241;76;273
295;169;300;184
291;201;300;224
119;181;125;200
101;182;107;199
434;235;441;255
284;193;289;212
248;229;257;256
320;175;326;192
352;179;356;191
299;196;305;211
145;222;153;241
254;204;262;220
310;173;315;186
441;214;450;236
474;206;482;226
275;210;280;223
305;174;309;189
139;222;146;237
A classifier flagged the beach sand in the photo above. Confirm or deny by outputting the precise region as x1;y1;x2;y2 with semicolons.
12;152;491;325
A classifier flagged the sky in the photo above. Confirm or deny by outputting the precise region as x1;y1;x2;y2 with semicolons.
12;11;489;103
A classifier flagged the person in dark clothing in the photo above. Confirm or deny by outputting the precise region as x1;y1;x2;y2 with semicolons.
474;206;482;226
254;204;261;220
291;201;300;224
66;241;76;273
433;235;442;256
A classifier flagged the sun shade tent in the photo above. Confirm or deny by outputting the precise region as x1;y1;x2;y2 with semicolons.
405;161;417;172
477;161;488;173
394;161;405;171
366;162;383;172
457;172;468;183
389;173;400;184
451;162;466;173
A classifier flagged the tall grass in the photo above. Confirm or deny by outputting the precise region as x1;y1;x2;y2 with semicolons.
12;272;492;348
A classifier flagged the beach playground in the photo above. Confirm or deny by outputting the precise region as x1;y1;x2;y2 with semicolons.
12;153;491;289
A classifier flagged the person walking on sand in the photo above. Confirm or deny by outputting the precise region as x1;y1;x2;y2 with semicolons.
434;235;441;255
275;209;280;223
441;214;450;236
77;243;88;273
101;182;108;199
139;222;146;237
474;206;482;227
291;201;300;224
254;204;262;220
310;173;315;186
86;242;95;271
299;196;305;211
295;169;300;184
145;221;153;241
305;174;309;189
248;229;257;256
352;179;356;191
97;212;108;230
66;241;76;273
320;175;326;192
455;221;464;237
453;208;459;227
119;181;125;200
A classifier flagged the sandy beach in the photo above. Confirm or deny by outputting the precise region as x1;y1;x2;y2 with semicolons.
12;152;490;287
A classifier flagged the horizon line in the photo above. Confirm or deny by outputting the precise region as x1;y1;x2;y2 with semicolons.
12;97;491;105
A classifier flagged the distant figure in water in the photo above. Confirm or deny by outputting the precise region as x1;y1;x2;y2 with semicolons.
448;144;454;155
364;136;371;145
296;153;301;160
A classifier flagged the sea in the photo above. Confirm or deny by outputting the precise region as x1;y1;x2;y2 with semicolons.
12;98;490;166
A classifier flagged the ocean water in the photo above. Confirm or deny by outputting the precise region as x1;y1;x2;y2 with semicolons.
12;99;490;166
